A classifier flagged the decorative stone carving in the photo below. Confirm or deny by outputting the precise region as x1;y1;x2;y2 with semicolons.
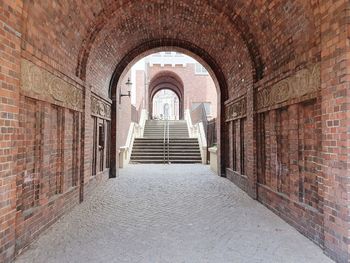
257;64;320;110
91;96;111;119
225;97;247;122
21;59;83;110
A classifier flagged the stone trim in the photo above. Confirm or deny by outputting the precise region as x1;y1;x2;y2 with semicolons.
256;64;320;110
21;59;83;111
91;96;112;120
225;97;247;122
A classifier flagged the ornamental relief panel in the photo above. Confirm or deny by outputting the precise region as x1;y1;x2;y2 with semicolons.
21;59;83;110
225;97;247;122
91;96;111;119
256;64;320;110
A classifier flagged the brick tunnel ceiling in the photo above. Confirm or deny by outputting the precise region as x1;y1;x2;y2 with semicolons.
25;0;319;99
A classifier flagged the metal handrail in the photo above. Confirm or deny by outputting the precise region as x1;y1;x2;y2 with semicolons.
163;120;166;164
167;120;170;164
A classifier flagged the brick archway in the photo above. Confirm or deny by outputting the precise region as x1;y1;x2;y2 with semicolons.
108;43;235;182
2;1;350;262
149;71;184;120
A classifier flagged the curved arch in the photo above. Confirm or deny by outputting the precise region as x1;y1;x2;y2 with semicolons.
150;83;182;101
150;71;184;88
75;1;265;82
108;39;227;100
149;71;185;120
108;42;226;178
152;89;181;120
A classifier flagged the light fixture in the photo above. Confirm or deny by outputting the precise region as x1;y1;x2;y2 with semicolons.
119;77;132;104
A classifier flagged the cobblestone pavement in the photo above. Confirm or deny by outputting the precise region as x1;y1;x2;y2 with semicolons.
15;164;333;263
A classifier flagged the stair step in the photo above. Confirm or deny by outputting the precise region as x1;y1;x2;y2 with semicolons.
131;156;202;160
132;150;200;152
131;152;201;156
130;160;202;164
135;138;197;141
132;153;200;155
133;147;200;149
134;141;197;143
133;144;200;146
133;147;200;150
135;143;196;145
133;152;200;154
141;139;192;140
144;131;188;132
133;143;198;145
131;120;201;164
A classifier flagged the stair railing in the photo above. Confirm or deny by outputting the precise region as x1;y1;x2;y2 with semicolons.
163;120;166;164
167;120;170;164
190;103;210;164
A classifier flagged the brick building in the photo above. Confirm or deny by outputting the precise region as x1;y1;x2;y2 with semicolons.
145;52;217;120
117;52;217;149
0;1;349;262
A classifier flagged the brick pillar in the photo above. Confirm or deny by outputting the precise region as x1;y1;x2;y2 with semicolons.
268;110;278;191
0;1;22;261
220;109;228;176
228;121;233;169
246;82;257;198
320;0;350;261
110;96;118;178
81;85;91;200
288;104;300;202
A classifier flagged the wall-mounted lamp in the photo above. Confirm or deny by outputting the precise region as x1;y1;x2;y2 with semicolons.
119;77;132;104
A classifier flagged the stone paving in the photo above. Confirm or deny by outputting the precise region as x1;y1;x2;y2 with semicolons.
15;164;333;263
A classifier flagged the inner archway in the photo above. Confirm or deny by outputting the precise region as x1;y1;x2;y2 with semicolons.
152;89;180;120
149;71;184;120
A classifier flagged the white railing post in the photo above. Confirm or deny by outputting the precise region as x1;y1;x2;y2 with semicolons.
208;146;218;174
185;109;197;138
184;108;207;164
119;109;149;168
198;122;207;164
136;109;148;138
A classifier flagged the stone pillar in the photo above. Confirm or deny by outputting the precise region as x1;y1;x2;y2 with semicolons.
320;0;350;261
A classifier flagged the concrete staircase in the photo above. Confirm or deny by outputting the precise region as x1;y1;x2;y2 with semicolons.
130;120;202;164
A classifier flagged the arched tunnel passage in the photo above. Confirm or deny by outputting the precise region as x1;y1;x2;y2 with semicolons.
2;1;348;262
149;71;184;120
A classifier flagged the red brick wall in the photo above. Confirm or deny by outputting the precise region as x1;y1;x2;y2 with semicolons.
117;103;131;149
63;109;79;191
84;3;255;99
135;70;145;111
15;97;85;252
0;1;349;262
256;99;324;246
319;0;350;261
117;72;133;150
0;1;22;261
19;97;40;211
